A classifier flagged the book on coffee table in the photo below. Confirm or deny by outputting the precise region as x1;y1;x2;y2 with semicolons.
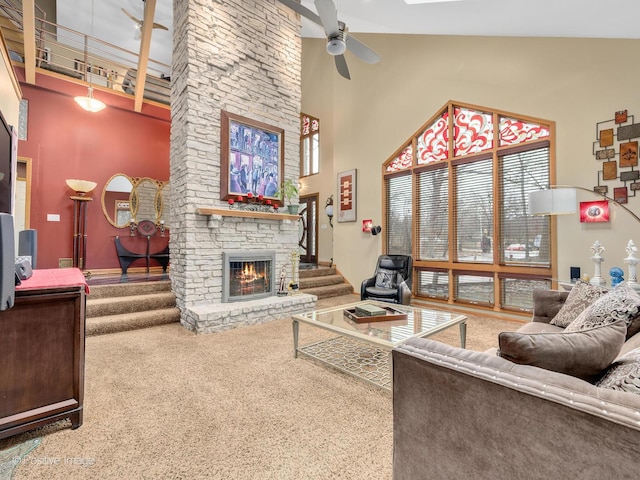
344;304;408;323
354;303;388;317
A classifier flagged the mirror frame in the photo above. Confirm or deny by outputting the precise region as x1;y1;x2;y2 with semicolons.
101;173;135;228
101;174;170;228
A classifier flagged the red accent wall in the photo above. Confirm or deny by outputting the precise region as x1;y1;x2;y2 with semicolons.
17;71;170;270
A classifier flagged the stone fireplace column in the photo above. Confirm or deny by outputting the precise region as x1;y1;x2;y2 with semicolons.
170;0;316;333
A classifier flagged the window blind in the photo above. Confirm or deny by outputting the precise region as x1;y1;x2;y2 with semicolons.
500;147;550;266
385;174;412;255
454;157;493;264
417;166;449;260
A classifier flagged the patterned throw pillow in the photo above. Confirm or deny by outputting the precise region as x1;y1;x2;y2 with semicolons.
550;280;608;328
564;282;640;333
375;272;393;288
596;347;640;394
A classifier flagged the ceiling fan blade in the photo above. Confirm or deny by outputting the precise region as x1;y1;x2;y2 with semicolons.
122;8;141;24
345;35;381;64
334;54;350;80
152;22;169;31
277;0;323;28
314;0;341;37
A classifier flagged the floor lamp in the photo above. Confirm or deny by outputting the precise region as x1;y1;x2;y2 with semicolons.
528;185;640;287
66;179;97;271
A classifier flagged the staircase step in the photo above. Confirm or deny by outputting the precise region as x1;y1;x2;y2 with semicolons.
301;283;353;299
87;292;176;318
299;274;345;289
299;267;336;279
86;308;181;336
89;280;171;299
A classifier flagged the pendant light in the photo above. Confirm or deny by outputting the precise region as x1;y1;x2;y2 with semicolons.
74;85;106;113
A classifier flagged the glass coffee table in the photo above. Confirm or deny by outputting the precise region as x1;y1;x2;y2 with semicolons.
292;301;466;390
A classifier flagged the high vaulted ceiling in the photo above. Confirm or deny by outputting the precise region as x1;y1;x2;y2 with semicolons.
54;0;640;73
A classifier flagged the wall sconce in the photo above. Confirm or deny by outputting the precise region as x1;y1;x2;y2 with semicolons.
325;195;334;228
371;225;382;236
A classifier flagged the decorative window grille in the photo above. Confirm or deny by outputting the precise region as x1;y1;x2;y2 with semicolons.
300;113;320;177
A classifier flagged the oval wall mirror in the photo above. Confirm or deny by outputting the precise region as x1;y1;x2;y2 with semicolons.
101;173;134;228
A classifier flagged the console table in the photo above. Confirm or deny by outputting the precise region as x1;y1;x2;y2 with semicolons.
0;268;88;440
114;235;170;274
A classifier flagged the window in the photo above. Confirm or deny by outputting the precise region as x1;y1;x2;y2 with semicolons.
300;113;319;177
385;173;412;255
382;101;554;313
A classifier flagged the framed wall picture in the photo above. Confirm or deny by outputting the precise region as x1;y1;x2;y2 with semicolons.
579;201;609;223
337;169;357;223
220;110;284;204
614;186;628;204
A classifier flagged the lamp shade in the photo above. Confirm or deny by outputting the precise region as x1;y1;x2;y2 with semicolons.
74;86;106;112
528;188;577;215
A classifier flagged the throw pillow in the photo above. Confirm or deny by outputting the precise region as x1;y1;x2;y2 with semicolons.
550;280;608;328
497;320;626;381
564;282;640;334
596;347;640;394
375;272;392;288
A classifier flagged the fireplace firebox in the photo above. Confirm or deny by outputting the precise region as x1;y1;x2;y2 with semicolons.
222;251;276;302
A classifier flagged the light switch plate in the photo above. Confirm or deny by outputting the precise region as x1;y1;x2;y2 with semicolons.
47;214;60;222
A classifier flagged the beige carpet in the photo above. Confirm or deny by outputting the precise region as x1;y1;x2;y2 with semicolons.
0;294;522;480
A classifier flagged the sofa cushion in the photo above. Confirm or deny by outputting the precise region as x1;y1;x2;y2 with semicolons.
564;282;640;336
550;280;608;328
596;347;640;394
497;320;626;381
516;322;565;335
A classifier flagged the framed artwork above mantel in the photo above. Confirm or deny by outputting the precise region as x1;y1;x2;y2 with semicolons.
220;110;284;205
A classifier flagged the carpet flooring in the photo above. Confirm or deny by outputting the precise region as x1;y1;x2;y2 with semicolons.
0;294;523;480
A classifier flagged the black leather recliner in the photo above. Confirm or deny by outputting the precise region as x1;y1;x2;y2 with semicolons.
360;255;413;305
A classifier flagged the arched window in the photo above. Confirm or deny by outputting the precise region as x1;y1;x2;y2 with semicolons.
382;101;555;313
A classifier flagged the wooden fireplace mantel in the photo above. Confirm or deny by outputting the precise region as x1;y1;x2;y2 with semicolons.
196;208;300;222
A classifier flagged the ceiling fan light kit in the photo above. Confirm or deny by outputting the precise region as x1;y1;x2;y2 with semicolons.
326;37;346;55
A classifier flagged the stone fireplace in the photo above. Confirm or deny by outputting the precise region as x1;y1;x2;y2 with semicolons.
170;0;316;334
222;251;275;302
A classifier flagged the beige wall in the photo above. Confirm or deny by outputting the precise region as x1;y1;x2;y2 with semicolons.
303;34;640;290
0;30;21;126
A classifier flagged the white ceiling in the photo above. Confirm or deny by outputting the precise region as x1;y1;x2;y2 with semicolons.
54;0;640;72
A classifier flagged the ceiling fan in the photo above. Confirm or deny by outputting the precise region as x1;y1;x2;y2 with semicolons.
277;0;381;80
121;3;168;40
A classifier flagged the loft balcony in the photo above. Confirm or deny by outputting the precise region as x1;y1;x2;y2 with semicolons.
0;0;170;111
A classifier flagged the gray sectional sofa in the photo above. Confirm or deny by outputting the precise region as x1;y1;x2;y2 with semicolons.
392;286;640;480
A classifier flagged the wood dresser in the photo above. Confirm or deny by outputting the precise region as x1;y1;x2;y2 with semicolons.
0;268;88;440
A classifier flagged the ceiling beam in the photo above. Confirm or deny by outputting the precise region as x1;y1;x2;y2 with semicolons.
134;0;156;112
21;0;36;84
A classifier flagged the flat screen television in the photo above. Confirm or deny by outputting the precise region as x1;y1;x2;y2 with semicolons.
0;109;16;214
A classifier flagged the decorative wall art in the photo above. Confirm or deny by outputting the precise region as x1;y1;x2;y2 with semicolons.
220;110;284;204
362;219;373;232
579;200;609;223
593;109;640;199
337;169;357;223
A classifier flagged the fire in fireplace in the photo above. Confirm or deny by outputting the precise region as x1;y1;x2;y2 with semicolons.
222;251;276;302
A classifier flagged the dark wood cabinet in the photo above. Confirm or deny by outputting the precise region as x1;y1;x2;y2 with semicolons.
0;275;86;440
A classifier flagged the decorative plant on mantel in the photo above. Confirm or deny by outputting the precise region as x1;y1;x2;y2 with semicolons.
277;178;300;214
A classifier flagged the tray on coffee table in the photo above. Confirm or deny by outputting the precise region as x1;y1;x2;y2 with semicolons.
343;305;408;323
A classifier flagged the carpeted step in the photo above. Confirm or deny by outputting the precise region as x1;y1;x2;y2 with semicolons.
89;280;171;299
86;308;181;336
299;267;336;279
87;292;176;318
302;283;353;299
299;274;345;289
